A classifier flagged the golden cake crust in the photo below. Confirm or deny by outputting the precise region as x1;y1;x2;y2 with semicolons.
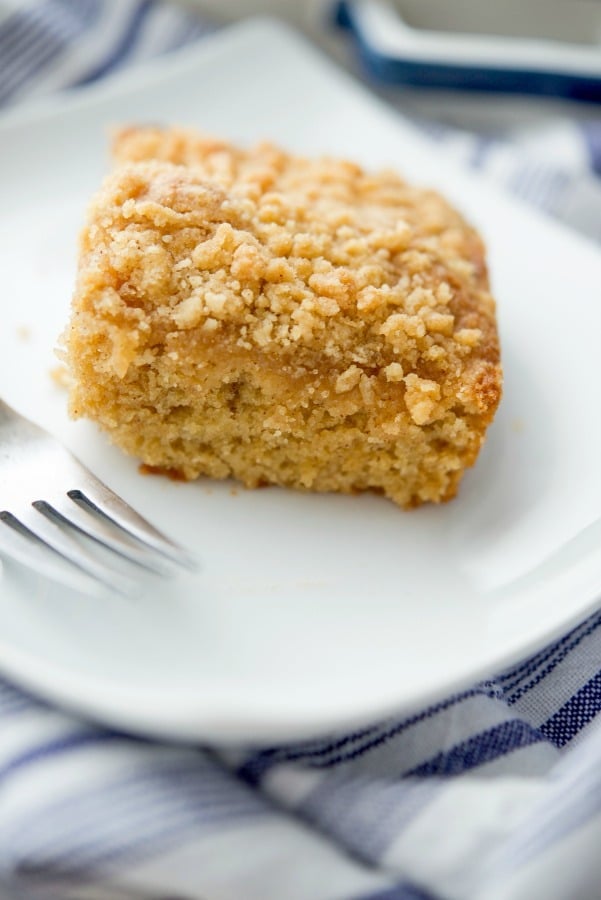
62;127;502;507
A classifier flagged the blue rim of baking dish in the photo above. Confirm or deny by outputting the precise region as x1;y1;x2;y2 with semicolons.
335;1;601;103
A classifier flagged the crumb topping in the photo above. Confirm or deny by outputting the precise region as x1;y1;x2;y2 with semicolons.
76;128;500;421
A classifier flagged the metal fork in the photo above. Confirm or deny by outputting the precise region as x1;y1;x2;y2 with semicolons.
0;398;196;597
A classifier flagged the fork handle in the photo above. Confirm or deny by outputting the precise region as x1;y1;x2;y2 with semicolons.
0;398;43;441
0;397;20;424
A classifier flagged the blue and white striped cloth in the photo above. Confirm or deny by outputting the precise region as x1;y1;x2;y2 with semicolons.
1;3;601;899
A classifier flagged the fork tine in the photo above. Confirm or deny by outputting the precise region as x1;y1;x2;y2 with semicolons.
0;398;197;591
34;499;173;576
68;473;198;571
2;508;139;598
0;512;107;597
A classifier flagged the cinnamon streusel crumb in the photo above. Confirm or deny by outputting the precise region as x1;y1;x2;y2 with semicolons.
61;127;502;507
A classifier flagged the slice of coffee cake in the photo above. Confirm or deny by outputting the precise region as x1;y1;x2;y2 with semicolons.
62;128;502;507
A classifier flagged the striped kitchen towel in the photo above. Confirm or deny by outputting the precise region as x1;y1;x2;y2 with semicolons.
1;3;601;899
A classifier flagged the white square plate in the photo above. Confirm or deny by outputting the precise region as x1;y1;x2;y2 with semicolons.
0;19;600;742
